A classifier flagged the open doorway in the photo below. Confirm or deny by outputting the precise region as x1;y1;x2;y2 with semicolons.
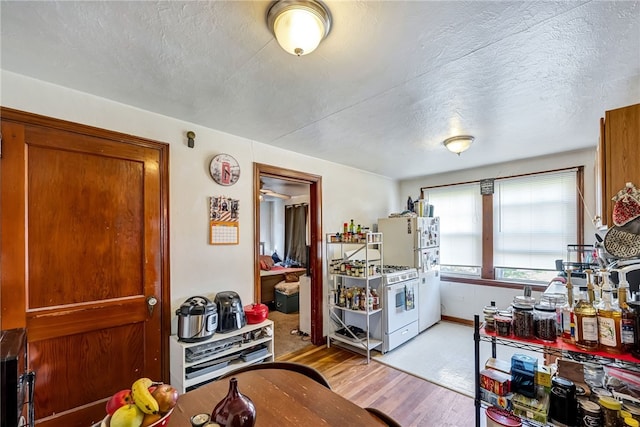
253;163;324;355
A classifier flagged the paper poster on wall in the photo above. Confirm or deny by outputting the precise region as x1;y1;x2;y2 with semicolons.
209;196;239;245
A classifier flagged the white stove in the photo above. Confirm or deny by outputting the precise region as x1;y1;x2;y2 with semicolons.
381;265;419;352
382;265;418;284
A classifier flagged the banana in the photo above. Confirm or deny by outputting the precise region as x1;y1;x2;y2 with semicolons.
131;377;160;415
110;404;144;427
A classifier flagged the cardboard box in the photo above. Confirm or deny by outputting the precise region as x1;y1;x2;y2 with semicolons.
535;365;552;388
480;388;513;410
511;353;537;374
512;388;550;425
485;357;511;375
480;369;511;396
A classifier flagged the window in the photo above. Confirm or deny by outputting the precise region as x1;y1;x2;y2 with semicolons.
427;183;482;276
493;170;577;283
423;168;581;285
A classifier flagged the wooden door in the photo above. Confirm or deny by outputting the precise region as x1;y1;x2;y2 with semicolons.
0;108;170;426
601;103;640;227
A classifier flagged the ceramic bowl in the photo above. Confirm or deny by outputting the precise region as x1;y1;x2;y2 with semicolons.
100;407;173;427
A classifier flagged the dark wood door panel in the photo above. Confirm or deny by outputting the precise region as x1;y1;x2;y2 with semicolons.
28;145;145;307
26;124;159;162
30;322;145;417
1;108;170;426
27;297;147;341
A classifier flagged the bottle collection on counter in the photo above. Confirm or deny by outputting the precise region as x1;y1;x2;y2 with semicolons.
484;269;640;358
481;268;640;427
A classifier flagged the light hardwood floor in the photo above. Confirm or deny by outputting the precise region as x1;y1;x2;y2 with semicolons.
277;344;477;427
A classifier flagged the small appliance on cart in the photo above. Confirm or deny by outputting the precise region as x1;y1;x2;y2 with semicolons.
176;296;218;342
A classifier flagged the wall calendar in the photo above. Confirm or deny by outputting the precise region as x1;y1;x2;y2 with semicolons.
209;196;239;245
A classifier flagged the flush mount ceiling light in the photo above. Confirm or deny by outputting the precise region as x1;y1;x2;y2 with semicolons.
267;0;332;56
443;135;475;155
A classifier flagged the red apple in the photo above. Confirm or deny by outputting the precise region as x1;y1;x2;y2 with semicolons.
106;389;133;415
151;384;178;413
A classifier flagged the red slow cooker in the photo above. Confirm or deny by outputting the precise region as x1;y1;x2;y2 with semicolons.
244;303;269;324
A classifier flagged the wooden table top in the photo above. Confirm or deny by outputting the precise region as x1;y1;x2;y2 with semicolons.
167;369;385;426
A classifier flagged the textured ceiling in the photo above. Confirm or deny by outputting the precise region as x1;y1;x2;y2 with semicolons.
1;1;639;180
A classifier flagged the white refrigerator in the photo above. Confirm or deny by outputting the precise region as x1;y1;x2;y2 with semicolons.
378;217;441;332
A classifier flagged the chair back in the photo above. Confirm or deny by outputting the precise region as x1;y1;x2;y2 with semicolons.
218;361;331;389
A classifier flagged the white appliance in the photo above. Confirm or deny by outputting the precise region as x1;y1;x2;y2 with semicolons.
299;275;311;335
378;217;442;332
382;267;419;352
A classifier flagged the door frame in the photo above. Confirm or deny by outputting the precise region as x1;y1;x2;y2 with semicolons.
0;107;172;383
253;163;324;345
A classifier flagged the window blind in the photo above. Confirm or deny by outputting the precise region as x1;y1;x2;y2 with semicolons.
493;170;577;271
427;183;482;268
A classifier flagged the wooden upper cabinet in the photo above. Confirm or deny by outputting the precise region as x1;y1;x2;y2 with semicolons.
599;103;640;228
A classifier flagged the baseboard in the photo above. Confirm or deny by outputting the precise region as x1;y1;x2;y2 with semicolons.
441;315;474;326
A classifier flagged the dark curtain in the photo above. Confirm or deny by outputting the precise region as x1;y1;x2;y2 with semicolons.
284;204;308;267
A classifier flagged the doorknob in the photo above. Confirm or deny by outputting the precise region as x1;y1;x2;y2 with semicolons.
146;296;158;316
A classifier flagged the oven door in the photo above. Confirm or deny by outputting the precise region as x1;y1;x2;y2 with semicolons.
385;279;419;333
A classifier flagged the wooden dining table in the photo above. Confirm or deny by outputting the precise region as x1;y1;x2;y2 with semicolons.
167;369;386;426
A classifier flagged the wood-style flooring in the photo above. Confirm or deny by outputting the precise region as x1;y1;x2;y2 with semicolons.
277;344;477;427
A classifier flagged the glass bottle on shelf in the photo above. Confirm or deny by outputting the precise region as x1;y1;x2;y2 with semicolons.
574;285;599;351
562;269;576;343
617;269;636;353
597;270;623;354
349;219;355;234
371;288;379;310
338;286;346;307
586;269;596;305
352;288;360;310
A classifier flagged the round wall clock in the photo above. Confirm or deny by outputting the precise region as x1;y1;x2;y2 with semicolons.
209;154;240;186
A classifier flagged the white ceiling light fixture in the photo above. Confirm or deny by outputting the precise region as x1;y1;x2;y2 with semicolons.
267;0;332;56
443;135;475;155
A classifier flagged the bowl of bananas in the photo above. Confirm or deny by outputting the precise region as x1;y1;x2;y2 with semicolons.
100;378;178;427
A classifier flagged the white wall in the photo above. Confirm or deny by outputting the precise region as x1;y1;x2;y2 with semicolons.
1;70;399;334
400;148;597;320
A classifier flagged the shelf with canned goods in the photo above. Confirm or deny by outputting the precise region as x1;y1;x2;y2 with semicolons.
473;314;640;427
326;232;384;362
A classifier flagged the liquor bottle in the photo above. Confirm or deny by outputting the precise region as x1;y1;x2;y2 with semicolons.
597;270;623;354
617;269;636;353
338;286;346;307
359;288;366;310
561;270;575;343
574;285;599;351
349;219;355;234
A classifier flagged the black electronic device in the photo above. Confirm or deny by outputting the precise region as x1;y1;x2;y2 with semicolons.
215;291;247;333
